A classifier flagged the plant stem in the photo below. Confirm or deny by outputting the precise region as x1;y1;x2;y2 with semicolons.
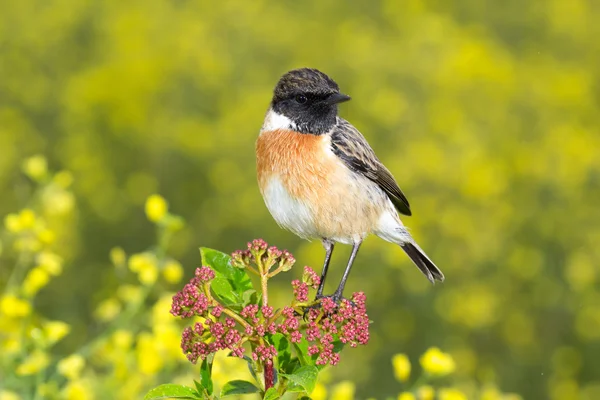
264;361;275;391
260;272;268;306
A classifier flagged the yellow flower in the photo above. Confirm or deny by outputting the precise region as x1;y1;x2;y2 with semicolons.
42;188;75;215
117;284;143;304
94;298;121;322
112;329;134;350
417;385;435;400
18;209;37;230
163;259;183;284
4;214;21;232
16;350;50;376
58;354;86;380
330;381;355;400
0;295;31;318
53;170;74;188
398;393;416;400
312;383;327;400
136;332;162;375
22;155;48;181
420;347;456;376
37;229;56;245
139;262;158;285
37;251;63;276
392;353;411;382
63;380;94;400
128;252;158;285
438;388;467;400
109;247;126;267
145;194;168;222
23;267;50;296
0;390;21;400
44;320;71;343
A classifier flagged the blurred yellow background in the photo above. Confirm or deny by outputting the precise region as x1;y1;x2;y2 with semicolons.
1;0;599;399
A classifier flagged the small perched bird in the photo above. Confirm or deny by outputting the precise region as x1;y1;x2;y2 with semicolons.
256;68;444;302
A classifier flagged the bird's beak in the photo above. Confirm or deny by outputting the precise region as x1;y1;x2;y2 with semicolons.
325;92;351;105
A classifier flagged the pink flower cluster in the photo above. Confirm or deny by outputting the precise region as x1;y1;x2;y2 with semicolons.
171;266;246;363
287;271;370;366
170;241;370;368
231;239;296;272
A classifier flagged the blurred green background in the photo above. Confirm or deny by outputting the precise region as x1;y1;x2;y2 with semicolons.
1;0;599;398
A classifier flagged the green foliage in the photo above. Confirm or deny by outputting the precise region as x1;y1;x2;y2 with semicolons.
144;384;199;400
220;380;261;397
200;248;253;310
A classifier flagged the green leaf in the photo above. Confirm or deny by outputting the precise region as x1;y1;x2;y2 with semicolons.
281;365;319;394
144;384;199;399
193;380;203;395
263;387;279;400
268;333;291;372
210;277;237;306
220;380;260;397
200;356;214;395
293;338;311;366
238;355;259;385
200;248;253;310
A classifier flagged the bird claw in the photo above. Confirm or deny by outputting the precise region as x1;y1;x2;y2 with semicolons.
301;293;355;320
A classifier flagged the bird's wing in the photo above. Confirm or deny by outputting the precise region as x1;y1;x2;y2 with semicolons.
330;118;412;216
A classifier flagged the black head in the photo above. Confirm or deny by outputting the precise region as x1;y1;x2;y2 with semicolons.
271;68;350;134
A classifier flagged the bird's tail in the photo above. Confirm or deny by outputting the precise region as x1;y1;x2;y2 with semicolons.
400;242;445;284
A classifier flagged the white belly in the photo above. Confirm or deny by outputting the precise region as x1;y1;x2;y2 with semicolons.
262;176;317;239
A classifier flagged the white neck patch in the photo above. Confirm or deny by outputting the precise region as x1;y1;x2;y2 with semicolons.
261;108;297;132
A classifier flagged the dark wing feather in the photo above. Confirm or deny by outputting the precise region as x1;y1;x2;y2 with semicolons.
330;118;412;216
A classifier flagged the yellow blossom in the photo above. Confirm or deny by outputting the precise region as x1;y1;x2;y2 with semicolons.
420;347;456;376
139;262;158;285
392;353;411;382
162;259;183;283
145;194;168;222
3;338;21;354
398;393;416;400
37;229;56;245
117;284;143;304
136;332;162;375
109;247;126;267
0;390;21;400
44;320;71;343
94;298;121;322
23;267;50;296
4;213;22;232
42;188;75;215
37;251;63;275
16;350;50;376
53;170;74;188
417;385;435;400
0;295;31;318
22;155;48;181
312;383;327;400
58;354;86;380
18;209;37;230
63;380;94;400
128;252;158;286
438;388;467;400
330;381;355;400
112;329;134;350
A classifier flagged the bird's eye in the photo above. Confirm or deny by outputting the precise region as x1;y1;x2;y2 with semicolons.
295;94;308;104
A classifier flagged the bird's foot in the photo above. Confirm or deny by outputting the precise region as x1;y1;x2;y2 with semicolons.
302;293;355;319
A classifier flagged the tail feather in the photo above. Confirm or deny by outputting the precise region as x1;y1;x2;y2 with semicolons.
401;242;445;283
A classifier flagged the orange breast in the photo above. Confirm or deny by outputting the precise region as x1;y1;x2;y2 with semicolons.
256;129;336;202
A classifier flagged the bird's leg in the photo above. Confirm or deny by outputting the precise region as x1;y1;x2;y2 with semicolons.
332;241;362;302
315;240;335;299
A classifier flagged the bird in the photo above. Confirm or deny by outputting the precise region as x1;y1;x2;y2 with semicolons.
256;68;444;302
